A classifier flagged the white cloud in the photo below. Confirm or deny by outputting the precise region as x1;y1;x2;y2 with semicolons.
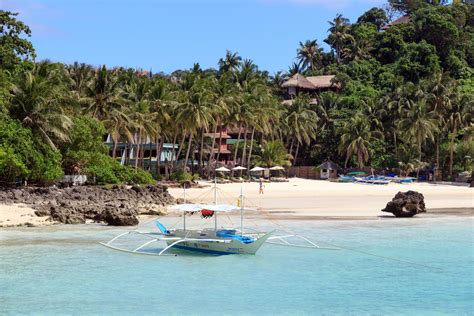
1;0;64;37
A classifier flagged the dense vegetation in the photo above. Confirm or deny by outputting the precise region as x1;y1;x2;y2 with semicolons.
0;1;472;185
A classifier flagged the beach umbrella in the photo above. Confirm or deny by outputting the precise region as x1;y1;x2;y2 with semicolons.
215;167;231;172
250;166;266;172
232;166;247;171
269;166;285;171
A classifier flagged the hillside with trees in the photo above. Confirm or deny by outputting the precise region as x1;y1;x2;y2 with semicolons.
0;0;472;186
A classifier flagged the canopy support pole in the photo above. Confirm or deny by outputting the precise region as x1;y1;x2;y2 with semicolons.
240;182;244;236
214;173;217;230
183;186;186;231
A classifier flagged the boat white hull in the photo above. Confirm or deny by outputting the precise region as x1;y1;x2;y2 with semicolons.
166;229;272;255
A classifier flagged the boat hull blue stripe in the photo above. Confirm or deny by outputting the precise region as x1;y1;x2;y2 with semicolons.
173;245;239;255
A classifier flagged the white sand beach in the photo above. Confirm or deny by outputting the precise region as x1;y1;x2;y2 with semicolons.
0;179;472;227
168;178;473;219
0;204;52;227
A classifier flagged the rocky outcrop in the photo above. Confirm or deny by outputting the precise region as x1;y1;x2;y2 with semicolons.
381;191;426;217
0;185;175;226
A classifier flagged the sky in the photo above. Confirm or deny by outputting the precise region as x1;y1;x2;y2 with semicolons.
2;0;386;74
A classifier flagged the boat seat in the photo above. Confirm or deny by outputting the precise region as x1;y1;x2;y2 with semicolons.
216;229;255;244
155;220;170;235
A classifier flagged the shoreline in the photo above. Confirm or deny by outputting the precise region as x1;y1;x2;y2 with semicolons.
0;178;472;227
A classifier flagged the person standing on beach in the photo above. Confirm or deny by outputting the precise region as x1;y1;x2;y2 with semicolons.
259;178;264;194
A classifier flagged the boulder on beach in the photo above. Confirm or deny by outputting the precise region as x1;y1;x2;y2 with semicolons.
381;190;426;217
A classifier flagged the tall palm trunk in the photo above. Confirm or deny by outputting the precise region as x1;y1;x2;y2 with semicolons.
112;140;118;159
289;136;295;158
183;132;194;172
435;135;440;181
293;142;300;167
246;127;256;169
147;138;153;169
215;126;223;165
344;154;350;169
170;132;178;174
232;123;242;177
448;122;457;178
135;132;141;169
242;124;248;168
416;146;422;180
156;136;163;176
207;121;219;177
393;131;397;160
173;133;186;172
199;128;205;175
125;143;130;165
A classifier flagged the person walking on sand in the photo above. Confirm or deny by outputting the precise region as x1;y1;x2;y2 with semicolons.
259;178;264;194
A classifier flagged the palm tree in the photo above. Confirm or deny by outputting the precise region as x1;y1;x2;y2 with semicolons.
66;62;94;98
83;65;124;120
149;78;173;175
447;93;472;177
285;95;318;166
176;77;215;171
398;99;439;171
253;140;292;168
236;59;258;85
102;108;133;159
9;69;72;150
421;72;454;178
325;14;353;64
287;62;303;76
338;113;382;168
218;50;242;73
296;40;322;73
342;38;372;61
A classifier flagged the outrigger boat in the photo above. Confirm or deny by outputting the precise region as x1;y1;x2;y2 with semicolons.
100;178;338;256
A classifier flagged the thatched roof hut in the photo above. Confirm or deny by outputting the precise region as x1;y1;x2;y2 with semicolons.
281;74;316;90
306;75;339;89
381;15;411;30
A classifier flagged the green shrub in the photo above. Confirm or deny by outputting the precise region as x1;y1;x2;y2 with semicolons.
29;142;64;184
170;170;198;183
120;166;155;185
0;117;63;184
80;154;154;185
0;146;28;183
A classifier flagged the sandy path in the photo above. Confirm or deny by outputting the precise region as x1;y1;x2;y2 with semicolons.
169;178;473;218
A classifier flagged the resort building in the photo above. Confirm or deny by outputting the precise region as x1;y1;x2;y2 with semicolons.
204;126;233;165
203;126;250;166
281;73;340;105
105;134;178;174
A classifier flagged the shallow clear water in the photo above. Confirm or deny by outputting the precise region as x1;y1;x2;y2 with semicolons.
1;217;473;315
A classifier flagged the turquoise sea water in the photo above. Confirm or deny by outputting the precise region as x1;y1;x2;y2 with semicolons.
1;217;473;315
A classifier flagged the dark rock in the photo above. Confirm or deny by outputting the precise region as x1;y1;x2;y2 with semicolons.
0;184;174;226
34;209;51;217
50;208;86;224
100;209;139;226
381;191;426;217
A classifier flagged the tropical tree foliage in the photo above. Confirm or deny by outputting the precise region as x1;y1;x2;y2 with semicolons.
0;1;472;185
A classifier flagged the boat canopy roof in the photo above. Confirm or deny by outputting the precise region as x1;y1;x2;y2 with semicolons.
170;204;255;213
